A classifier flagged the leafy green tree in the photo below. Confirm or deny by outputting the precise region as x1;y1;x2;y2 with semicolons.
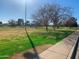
64;17;78;27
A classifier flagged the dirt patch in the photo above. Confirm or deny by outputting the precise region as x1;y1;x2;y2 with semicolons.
10;44;52;59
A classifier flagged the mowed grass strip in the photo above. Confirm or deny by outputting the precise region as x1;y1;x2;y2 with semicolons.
0;27;74;59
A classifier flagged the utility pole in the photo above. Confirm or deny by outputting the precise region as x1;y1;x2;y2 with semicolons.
24;0;39;59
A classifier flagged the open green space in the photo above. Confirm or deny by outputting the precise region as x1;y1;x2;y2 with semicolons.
0;27;74;59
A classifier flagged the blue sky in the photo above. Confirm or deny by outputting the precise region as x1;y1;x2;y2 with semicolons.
0;0;79;24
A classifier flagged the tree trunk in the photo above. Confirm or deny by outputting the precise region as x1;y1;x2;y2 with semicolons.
45;25;48;32
57;25;60;29
53;25;56;31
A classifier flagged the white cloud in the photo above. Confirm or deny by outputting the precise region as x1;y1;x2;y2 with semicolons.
26;0;37;6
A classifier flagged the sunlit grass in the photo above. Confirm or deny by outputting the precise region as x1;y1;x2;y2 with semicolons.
0;27;75;59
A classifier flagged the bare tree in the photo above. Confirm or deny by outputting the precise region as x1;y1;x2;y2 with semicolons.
47;4;72;30
32;4;72;30
8;19;17;26
32;5;50;31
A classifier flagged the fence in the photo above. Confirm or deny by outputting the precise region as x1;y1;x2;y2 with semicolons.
70;37;79;59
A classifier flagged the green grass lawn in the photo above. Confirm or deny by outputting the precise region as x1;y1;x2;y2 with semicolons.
0;28;74;59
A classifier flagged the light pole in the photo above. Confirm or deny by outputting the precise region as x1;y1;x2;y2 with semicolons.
24;0;39;59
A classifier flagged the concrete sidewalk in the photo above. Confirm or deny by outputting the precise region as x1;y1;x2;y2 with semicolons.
39;30;79;59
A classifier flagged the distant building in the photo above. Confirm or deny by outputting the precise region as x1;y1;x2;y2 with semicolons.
0;21;2;24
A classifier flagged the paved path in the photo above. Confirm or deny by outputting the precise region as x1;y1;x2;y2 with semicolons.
39;30;79;59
